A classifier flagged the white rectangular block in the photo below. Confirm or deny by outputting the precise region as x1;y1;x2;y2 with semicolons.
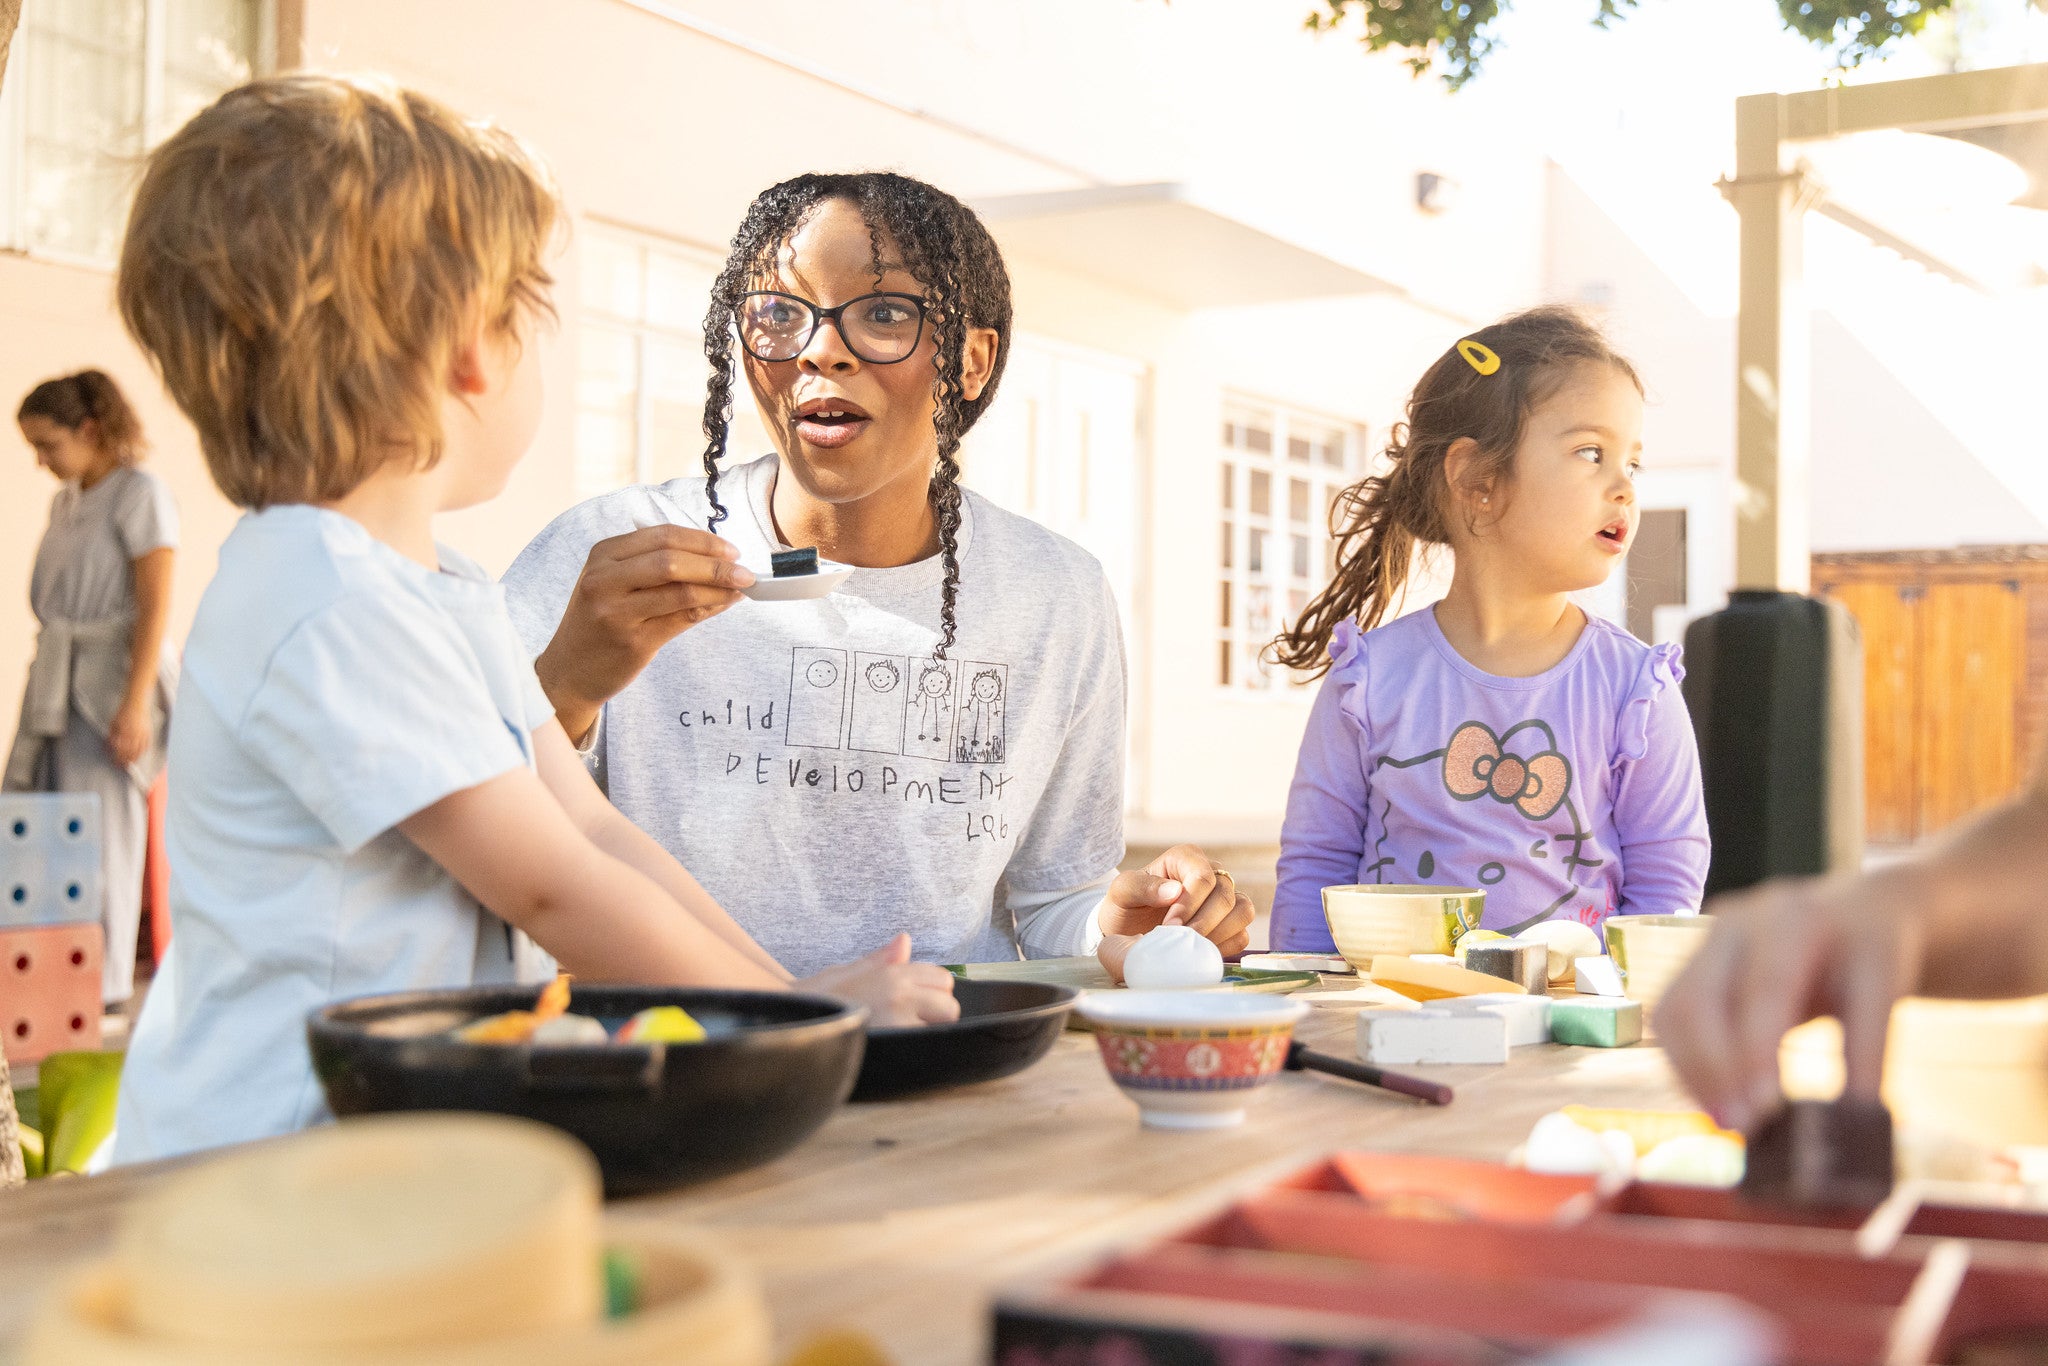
1356;1005;1508;1066
1445;993;1552;1046
1575;955;1626;997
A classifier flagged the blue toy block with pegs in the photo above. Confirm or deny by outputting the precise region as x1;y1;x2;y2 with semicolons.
0;793;103;928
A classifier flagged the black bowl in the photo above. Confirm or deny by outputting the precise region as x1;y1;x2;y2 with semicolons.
850;978;1077;1102
307;986;866;1195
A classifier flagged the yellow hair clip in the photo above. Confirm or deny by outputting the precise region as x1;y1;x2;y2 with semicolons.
1456;339;1500;376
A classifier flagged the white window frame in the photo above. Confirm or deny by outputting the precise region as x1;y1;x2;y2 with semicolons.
1217;396;1367;694
0;0;271;269
573;220;730;498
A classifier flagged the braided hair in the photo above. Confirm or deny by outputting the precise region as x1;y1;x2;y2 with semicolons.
699;172;1013;660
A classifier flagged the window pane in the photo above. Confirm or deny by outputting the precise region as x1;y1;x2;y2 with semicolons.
1220;419;1235;447
1244;424;1272;454
1219;639;1232;687
1248;528;1265;575
1291;534;1310;580
1289;478;1309;525
1220;521;1233;570
646;249;716;333
22;0;146;260
581;234;645;322
643;335;709;484
1249;469;1270;518
1288;435;1311;463
1219;461;1233;511
1219;580;1232;629
575;327;638;494
1288;588;1309;620
160;0;255;140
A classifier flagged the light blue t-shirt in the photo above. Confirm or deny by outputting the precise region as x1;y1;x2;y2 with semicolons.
113;507;557;1164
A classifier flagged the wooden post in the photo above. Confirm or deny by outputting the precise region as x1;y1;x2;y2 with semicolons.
1729;93;1819;593
0;0;23;99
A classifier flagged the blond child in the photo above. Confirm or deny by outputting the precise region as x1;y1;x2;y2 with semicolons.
111;75;954;1163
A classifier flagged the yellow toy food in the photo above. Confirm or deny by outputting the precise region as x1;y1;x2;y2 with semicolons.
616;1007;708;1045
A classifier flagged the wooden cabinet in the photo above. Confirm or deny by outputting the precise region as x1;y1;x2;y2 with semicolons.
1814;551;2046;845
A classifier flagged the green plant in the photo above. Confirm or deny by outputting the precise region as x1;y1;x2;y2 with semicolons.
1303;0;1956;89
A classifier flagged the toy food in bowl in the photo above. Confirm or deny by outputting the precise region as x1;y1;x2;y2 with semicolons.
1320;884;1486;970
1076;991;1309;1130
307;984;866;1195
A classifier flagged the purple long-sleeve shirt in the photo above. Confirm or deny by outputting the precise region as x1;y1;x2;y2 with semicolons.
1270;608;1709;952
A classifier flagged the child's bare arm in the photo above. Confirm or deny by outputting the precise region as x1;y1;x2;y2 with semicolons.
398;766;786;988
531;721;791;980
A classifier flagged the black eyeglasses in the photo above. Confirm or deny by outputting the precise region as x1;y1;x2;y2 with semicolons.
738;291;928;365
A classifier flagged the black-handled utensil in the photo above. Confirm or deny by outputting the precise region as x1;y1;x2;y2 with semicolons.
1286;1041;1454;1106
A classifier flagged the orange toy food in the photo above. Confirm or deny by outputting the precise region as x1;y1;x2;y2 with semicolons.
455;974;574;1045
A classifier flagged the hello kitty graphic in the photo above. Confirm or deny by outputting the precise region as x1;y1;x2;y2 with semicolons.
1373;718;1609;936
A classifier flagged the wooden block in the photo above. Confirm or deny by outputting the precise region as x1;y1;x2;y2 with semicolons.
1740;1097;1894;1209
1444;993;1552;1046
1460;941;1548;995
1574;955;1626;996
1;923;103;1065
1549;996;1642;1048
1367;955;1529;1003
1356;1006;1508;1066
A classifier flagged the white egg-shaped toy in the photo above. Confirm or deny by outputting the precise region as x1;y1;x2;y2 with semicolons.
1121;925;1226;990
1522;1112;1634;1178
1516;920;1604;984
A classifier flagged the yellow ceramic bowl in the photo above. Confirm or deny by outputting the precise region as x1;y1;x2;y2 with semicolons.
1603;914;1713;1012
1320;885;1486;972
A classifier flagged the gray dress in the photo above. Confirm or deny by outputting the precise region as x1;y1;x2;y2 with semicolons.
4;465;179;1004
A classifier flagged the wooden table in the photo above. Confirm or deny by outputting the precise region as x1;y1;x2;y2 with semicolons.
0;989;1691;1364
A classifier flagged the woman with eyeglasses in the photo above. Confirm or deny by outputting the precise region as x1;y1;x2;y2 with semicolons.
503;173;1250;984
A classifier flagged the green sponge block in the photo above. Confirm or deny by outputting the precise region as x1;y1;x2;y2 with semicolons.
1551;996;1643;1048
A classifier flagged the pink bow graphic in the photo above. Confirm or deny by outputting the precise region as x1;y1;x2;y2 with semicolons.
1442;721;1571;821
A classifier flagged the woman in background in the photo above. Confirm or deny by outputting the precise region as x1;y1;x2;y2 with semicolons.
7;370;178;1006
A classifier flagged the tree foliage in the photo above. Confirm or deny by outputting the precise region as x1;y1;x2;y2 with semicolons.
1303;0;1956;90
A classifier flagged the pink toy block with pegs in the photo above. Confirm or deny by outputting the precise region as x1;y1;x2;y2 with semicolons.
2;922;104;1064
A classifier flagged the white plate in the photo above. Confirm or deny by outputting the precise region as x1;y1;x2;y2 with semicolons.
737;558;854;602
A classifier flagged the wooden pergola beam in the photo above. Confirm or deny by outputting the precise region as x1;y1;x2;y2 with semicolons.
1728;61;2048;591
1781;64;2048;142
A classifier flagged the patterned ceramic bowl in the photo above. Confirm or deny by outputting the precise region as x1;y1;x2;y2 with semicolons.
1075;992;1310;1130
1321;885;1487;970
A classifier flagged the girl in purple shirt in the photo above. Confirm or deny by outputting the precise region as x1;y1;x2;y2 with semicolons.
1269;307;1708;950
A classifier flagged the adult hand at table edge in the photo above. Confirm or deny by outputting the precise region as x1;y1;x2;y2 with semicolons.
1097;845;1254;958
1656;867;1930;1137
797;932;961;1028
534;525;756;740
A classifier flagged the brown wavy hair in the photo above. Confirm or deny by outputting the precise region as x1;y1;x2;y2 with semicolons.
1269;305;1640;678
116;73;558;508
18;370;146;464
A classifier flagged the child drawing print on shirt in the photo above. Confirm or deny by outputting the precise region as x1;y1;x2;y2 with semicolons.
955;664;1007;764
1375;717;1607;936
785;647;849;750
902;660;955;761
848;653;909;754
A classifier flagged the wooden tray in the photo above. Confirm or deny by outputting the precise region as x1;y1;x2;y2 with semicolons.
993;1150;2048;1364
